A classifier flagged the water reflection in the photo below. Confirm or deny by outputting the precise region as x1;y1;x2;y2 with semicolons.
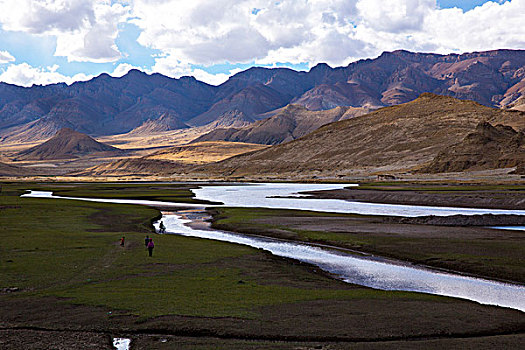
156;212;525;312
192;183;525;217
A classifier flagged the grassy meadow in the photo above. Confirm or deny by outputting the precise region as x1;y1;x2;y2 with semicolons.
0;182;524;348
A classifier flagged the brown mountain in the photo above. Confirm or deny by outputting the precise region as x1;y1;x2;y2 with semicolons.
420;122;525;174
192;94;525;177
508;96;525;112
292;82;383;110
2;49;525;143
188;83;291;126
192;104;370;145
200;110;255;130
16;128;124;161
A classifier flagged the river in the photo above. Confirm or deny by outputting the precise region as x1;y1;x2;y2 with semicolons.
22;183;525;312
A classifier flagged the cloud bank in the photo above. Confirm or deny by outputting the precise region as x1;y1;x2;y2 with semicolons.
0;0;524;86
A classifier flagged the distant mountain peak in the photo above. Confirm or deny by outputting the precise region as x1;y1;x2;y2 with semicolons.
15;128;123;161
310;62;332;71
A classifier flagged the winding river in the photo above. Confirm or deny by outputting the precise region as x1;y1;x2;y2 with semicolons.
22;183;525;312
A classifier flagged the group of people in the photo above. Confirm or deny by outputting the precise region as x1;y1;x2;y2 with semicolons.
144;235;155;256
118;220;165;257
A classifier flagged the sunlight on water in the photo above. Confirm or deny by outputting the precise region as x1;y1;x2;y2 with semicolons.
192;183;525;217
155;213;525;312
113;338;130;350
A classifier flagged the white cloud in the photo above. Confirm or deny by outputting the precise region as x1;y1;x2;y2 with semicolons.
0;50;15;63
0;62;92;86
191;68;243;86
131;0;365;68
111;62;142;77
148;54;242;85
1;0;525;87
356;0;434;33
129;0;525;72
0;0;130;63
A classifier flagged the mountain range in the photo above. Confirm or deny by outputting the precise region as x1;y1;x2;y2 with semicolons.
1;49;525;144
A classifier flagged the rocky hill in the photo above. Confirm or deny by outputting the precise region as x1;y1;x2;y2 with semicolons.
192;94;525;177
15;128;124;160
1;49;525;143
421;122;525;174
192;104;370;145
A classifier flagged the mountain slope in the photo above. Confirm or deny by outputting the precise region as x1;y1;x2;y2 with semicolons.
420;122;525;174
0;71;217;141
15;128;123;160
127;112;188;135
193;94;525;177
144;141;269;164
188;83;291;126
192;104;369;145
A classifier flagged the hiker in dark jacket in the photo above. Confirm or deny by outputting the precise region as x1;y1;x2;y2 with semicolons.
159;221;166;233
147;239;155;257
144;235;150;247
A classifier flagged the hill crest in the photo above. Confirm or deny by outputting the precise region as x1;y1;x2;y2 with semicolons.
15;128;123;161
191;93;525;177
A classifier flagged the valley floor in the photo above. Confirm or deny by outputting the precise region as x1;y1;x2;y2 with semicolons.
0;182;523;349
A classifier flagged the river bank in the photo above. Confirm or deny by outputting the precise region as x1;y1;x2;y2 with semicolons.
209;207;525;284
305;183;525;210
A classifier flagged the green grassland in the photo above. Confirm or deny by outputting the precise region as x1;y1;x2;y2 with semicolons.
1;182;524;348
211;207;525;283
0;182;418;319
17;182;219;204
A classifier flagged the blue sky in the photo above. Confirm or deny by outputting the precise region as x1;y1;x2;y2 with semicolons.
438;0;510;10
0;0;522;86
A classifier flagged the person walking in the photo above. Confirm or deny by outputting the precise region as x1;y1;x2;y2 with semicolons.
159;221;166;233
120;236;125;246
147;238;154;257
144;235;150;247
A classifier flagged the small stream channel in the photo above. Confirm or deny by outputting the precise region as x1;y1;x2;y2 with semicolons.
22;183;525;313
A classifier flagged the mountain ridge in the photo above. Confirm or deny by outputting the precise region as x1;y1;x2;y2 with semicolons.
1;49;525;143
